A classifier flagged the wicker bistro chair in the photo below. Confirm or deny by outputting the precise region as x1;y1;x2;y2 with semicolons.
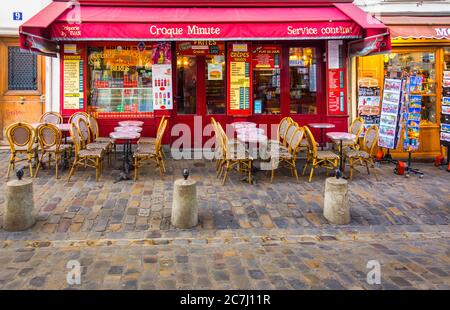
332;117;365;151
268;126;305;183
215;122;253;185
77;118;110;151
34;123;72;179
40;112;63;124
69;112;89;126
139;116;165;145
67;123;104;182
302;126;339;183
133;119;168;180
87;116;113;161
344;125;379;181
5;122;39;178
277;116;293;145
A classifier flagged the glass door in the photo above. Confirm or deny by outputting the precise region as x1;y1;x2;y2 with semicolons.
176;56;197;115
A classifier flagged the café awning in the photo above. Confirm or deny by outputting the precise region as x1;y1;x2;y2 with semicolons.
19;2;390;57
379;16;450;40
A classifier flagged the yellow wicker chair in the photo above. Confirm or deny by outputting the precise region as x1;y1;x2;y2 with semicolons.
34;123;72;179
139;115;165;145
217;122;253;185
68;111;89;126
345;125;379;181
332;117;365;151
87;116;112;163
5;122;38;178
40;112;63;124
269;126;305;183
302;125;339;182
67;123;104;182
277;116;293;145
133;119;168;180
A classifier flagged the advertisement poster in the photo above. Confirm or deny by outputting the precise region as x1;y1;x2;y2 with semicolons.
151;42;172;64
378;78;403;149
177;41;225;56
152;64;173;110
252;45;281;69
227;43;252;115
63;55;84;110
358;85;381;136
441;123;450;143
327;40;345;115
403;76;423;151
442;97;450;115
207;63;223;80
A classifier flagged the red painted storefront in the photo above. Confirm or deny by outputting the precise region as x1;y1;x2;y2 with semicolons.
20;0;390;147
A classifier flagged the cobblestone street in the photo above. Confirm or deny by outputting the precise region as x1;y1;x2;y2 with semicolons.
0;150;449;289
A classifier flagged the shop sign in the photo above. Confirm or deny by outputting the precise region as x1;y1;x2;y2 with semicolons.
252;45;281;69
176;41;224;56
227;43;252;116
435;28;450;38
51;22;361;40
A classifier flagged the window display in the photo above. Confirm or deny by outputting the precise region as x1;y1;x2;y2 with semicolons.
206;55;226;115
289;47;317;114
88;43;171;114
384;51;437;123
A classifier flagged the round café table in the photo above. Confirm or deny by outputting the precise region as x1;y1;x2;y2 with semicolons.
114;126;143;133
308;123;335;150
237;132;268;184
118;120;144;127
326;132;356;179
230;122;257;129
110;131;141;182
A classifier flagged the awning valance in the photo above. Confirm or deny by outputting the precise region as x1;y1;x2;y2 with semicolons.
19;2;390;57
379;16;450;40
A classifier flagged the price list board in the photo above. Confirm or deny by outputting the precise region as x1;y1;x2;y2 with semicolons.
227;43;252;116
357;84;381;136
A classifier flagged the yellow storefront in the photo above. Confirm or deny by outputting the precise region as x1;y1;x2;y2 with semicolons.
356;16;450;159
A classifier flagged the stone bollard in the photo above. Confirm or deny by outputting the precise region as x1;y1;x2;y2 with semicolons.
323;177;350;225
171;169;198;229
3;170;35;231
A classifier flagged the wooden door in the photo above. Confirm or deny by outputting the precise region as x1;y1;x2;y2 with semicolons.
0;37;45;140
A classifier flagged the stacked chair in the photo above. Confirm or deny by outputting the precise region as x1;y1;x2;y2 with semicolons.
39;112;63;124
88;116;113;163
67;122;104;182
34;123;72;179
268;123;305;183
5;122;38;178
133;118;168;180
211;118;252;185
344;125;379;181
302;125;339;182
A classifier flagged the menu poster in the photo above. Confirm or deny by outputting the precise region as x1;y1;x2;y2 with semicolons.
152;64;173;110
378;78;403;149
63;55;84;110
227;43;252;116
327;40;345;115
207;63;223;80
252;45;281;69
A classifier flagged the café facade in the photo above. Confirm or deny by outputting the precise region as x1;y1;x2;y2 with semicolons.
19;0;390;146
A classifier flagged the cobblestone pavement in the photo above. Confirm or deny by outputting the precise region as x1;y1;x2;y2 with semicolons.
0;236;449;289
0;150;449;289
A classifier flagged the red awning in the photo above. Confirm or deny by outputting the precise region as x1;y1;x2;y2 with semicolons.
20;2;390;56
379;16;450;40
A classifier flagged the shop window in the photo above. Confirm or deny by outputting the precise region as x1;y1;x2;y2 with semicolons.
176;56;197;115
8;46;38;91
384;51;437;123
252;45;282;115
205;55;226;114
289;47;317;114
88;43;171;113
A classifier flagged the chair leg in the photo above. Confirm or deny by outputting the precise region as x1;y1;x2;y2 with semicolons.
365;160;370;175
48;153;52;170
68;160;77;182
248;162;252;185
370;159;379;181
222;161;230;185
28;153;34;177
292;161;299;182
160;154;166;174
134;157;138;181
308;159;316;183
270;161;275;183
95;158;100;181
349;158;354;180
302;160;308;176
6;153;14;178
55;153;59;179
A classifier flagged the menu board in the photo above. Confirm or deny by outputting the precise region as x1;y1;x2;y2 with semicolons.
152;64;173;110
327;40;345;115
63;55;84;110
378;78;404;149
358;85;381;136
252;45;281;69
227;43;252;116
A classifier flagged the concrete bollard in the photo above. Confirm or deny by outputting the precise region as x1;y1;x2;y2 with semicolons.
4;177;35;231
171;170;198;229
323;177;350;225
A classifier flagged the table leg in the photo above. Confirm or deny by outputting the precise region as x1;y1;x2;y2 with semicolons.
336;139;343;179
115;140;132;183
